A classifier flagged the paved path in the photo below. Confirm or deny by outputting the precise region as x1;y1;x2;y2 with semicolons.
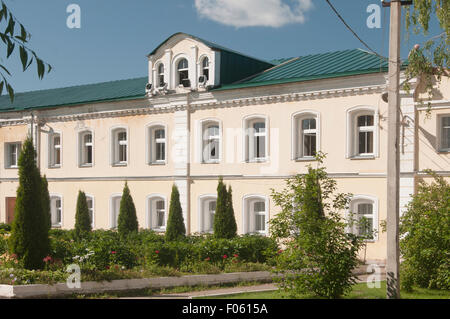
123;272;386;299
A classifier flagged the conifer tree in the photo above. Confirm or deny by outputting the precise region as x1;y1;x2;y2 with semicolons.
74;190;92;238
213;177;229;238
117;182;139;236
165;184;186;241
9;137;49;269
224;185;238;238
41;175;51;232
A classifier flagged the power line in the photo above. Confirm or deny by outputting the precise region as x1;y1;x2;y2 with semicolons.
325;0;388;61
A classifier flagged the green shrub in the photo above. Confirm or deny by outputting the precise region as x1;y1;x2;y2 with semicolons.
0;223;12;232
9;137;50;270
41;175;51;232
74;190;92;238
118;182;139;236
400;172;450;290
0;235;8;255
165;184;186;241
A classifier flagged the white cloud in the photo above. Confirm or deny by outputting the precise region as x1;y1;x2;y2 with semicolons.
194;0;313;28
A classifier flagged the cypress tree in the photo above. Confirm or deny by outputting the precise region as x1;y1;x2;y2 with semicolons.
74;190;92;238
117;182;139;236
213;177;228;238
165;184;186;241
9;137;49;270
41;175;51;232
224;185;237;238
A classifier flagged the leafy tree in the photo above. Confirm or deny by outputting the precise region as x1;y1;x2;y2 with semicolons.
9;137;49;269
403;1;449;104
165;184;186;241
74;190;92;238
117;182;138;236
0;1;52;101
399;170;450;291
41;175;51;232
270;153;364;299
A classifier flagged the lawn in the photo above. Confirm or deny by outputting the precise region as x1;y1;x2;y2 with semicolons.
196;281;450;299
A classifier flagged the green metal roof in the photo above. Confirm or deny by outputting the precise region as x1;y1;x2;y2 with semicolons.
0;77;147;113
215;49;400;91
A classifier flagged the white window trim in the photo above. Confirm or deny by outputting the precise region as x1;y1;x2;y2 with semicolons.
145;123;168;165
109;193;122;229
437;113;450;152
346;195;379;242
242;115;269;163
4;142;21;169
77;130;94;167
85;194;95;229
198;118;222;164
48;131;62;168
110;126;129;166
145;194;167;232
198;54;211;85
242;194;269;236
156;62;165;88
346;106;379;159
50;193;63;228
198;194;217;233
172;54;190;88
291;110;321;160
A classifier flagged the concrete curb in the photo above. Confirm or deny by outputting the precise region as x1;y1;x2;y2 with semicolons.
0;271;278;299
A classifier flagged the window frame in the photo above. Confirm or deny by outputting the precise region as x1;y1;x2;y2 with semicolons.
85;194;95;229
146;124;167;165
157;63;165;88
50;194;63;228
48;132;62;168
243;115;269;163
146;194;167;232
198;194;217;233
201;56;209;81
110;194;122;229
437;114;450;152
78;130;94;167
200;119;221;164
176;58;189;86
291;111;320;161
110;126;129;166
242;195;269;236
346;195;379;242
346;106;379;159
4;142;21;169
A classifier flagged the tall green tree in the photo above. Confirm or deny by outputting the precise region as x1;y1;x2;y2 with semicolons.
0;1;52;102
9;137;49;269
224;185;237;238
213;177;228;238
74;190;92;238
117;182;138;236
165;184;186;241
41;175;51;232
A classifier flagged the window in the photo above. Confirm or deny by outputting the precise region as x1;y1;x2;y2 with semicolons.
86;195;94;228
5;142;21;168
199;196;217;233
111;128;128;165
243;196;268;235
245;117;267;162
293;112;319;160
148;125;166;164
347;196;378;241
157;63;165;87
201;57;209;80
357;115;374;155
50;196;62;227
177;58;189;86
49;133;61;167
347;107;378;158
110;195;121;229
148;196;166;231
79;131;93;166
440;116;450;151
202;121;220;163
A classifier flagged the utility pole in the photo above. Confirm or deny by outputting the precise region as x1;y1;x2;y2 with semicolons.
382;0;412;299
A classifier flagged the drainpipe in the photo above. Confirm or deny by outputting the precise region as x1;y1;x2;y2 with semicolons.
186;92;192;235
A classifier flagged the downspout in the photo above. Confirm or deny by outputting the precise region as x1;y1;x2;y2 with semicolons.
186;92;192;235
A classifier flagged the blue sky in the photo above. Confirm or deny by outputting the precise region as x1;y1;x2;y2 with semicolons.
2;0;443;93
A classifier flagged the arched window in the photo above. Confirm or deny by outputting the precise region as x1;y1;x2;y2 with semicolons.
79;131;93;166
157;63;165;87
49;132;62;168
148;125;166;164
110;194;122;229
346;107;378;158
50;195;63;228
243;195;268;235
148;196;166;231
177;58;189;86
292;112;320;160
111;127;128;166
357;115;374;155
198;196;217;233
244;116;268;162
202;121;220;163
201;57;209;80
347;195;378;241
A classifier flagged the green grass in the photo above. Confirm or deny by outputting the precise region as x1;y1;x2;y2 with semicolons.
196;281;450;299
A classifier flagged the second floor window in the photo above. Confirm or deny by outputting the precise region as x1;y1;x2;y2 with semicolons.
49;133;61;167
80;131;93;166
149;126;166;164
357;115;374;155
5;142;21;168
440;116;450;151
111;128;128;165
202;122;220;163
246;118;267;162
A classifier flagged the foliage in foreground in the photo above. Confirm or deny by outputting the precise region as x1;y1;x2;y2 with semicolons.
117;182;139;236
400;171;450;291
74;191;92;238
270;153;364;299
213;177;237;239
165;184;186;241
